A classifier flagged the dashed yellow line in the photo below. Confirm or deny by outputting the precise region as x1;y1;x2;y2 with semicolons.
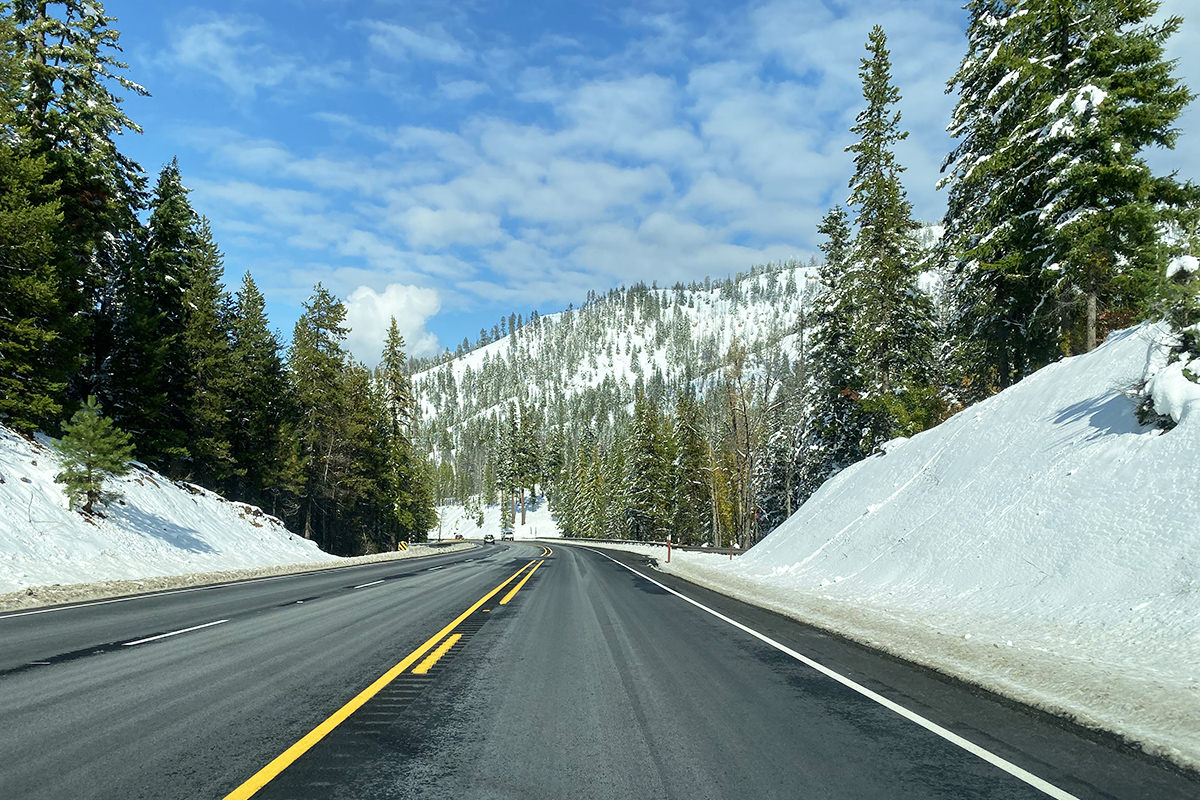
412;633;461;674
500;559;543;605
221;559;537;800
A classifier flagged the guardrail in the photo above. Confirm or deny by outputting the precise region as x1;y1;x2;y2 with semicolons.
554;536;745;556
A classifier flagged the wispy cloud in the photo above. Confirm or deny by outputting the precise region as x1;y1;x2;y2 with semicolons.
166;14;347;100
365;22;473;64
142;0;1198;357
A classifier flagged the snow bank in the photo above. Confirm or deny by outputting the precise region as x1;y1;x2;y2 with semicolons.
625;324;1199;768
0;425;337;595
0;542;474;613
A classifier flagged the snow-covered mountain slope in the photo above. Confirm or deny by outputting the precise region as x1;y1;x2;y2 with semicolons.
412;263;816;433
653;323;1199;766
0;425;334;595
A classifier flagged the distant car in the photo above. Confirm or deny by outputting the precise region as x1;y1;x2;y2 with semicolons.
501;531;513;541
483;534;495;544
454;533;464;539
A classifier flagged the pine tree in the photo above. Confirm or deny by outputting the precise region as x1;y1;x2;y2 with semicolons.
228;273;297;512
289;284;350;545
625;390;670;541
846;25;938;447
939;0;1057;393
106;159;197;470
53;396;133;514
941;0;1195;389
670;391;711;544
378;321;434;546
1028;0;1194;351
0;14;64;432
181;218;236;485
798;207;867;502
6;1;148;400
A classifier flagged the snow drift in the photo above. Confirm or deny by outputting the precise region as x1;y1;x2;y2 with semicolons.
0;425;335;595
662;323;1200;768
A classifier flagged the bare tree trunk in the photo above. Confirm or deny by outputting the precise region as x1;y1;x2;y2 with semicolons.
1086;292;1097;352
520;488;526;525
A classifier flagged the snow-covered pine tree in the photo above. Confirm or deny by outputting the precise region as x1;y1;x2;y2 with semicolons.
624;390;670;541
6;1;148;403
1026;0;1195;351
845;26;938;447
941;0;1195;388
670;391;711;544
797;206;867;503
939;0;1056;395
0;15;63;432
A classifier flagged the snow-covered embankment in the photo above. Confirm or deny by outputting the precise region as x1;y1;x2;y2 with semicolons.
658;323;1199;768
0;426;338;602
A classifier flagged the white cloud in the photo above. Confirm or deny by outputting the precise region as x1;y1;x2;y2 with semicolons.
365;22;472;64
439;78;489;101
344;284;442;363
167;16;346;99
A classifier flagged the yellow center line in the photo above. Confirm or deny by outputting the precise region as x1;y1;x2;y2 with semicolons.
544;546;553;556
411;633;461;674
499;559;544;605
221;559;537;800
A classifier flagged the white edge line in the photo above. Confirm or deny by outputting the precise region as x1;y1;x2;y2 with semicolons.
121;619;229;647
353;580;385;589
578;545;1080;800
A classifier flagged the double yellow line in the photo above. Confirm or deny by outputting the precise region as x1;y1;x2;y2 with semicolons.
223;559;543;800
537;544;554;557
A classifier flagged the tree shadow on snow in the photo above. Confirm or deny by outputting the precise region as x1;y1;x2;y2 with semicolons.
1052;392;1149;441
113;506;218;554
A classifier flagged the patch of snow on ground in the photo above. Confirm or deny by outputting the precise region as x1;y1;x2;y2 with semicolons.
432;495;561;542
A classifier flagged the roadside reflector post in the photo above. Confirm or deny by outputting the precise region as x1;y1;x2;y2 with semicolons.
666;534;671;563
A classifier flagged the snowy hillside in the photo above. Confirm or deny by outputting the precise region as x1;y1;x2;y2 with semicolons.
653;323;1200;767
413;262;816;433
0;425;335;595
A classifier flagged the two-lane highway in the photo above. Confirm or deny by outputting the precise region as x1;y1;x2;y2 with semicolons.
1;542;1196;799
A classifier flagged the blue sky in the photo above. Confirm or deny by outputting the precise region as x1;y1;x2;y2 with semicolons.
104;0;1200;364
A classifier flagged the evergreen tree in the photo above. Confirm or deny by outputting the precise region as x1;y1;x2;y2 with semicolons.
228;273;298;513
6;1;148;401
1028;0;1194;351
939;0;1058;393
289;284;350;545
181;217;236;485
106;159;196;469
0;15;64;431
845;25;938;447
625;390;670;541
798;207;867;502
941;0;1195;391
670;391;711;544
53;396;133;514
378;321;434;545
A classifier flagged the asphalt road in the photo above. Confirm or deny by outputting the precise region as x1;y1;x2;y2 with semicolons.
1;541;1196;800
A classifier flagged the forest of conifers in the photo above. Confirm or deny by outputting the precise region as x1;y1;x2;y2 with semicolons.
2;2;1198;553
